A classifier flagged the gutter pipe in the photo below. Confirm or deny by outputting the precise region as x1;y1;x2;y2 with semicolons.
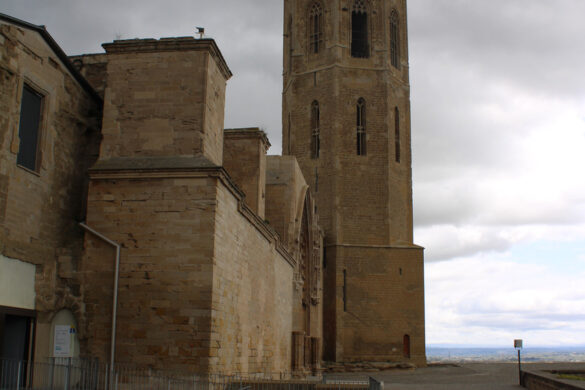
79;222;120;371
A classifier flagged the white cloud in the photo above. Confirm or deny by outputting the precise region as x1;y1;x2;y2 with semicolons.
426;255;585;346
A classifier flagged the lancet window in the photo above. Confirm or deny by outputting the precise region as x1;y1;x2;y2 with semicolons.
395;107;401;162
390;9;400;68
309;2;324;54
356;98;366;156
351;0;369;58
311;101;320;159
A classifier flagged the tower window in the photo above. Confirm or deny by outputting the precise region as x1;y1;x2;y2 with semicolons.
356;98;366;156
309;2;324;54
390;9;400;68
311;101;320;159
395;107;401;163
351;0;369;58
17;84;44;172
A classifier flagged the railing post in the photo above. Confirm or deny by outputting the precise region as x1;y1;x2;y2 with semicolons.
16;360;22;390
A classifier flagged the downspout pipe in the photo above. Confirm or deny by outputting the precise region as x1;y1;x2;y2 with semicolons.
79;222;120;371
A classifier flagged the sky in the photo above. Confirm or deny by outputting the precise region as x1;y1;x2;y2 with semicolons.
3;0;585;349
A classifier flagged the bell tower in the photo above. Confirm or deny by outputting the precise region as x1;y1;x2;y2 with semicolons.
283;0;426;365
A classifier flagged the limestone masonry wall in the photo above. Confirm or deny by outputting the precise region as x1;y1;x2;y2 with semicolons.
99;39;230;166
82;175;218;371
223;128;269;219
211;182;294;374
0;20;102;361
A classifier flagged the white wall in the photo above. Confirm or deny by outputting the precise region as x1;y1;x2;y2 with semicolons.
0;255;35;309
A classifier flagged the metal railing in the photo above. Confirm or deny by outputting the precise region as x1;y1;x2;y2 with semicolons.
0;358;373;390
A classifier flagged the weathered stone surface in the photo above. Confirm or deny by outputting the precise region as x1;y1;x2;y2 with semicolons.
282;0;426;366
0;19;101;360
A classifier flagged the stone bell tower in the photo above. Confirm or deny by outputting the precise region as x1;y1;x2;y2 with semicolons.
283;0;426;365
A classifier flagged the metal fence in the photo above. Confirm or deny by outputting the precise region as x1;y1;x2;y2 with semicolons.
0;359;372;390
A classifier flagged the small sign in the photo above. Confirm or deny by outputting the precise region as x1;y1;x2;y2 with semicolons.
53;325;72;357
514;339;523;349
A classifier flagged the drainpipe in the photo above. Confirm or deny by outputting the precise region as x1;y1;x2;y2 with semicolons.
79;223;120;371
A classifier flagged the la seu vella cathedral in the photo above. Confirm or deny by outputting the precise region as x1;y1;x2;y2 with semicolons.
0;0;425;375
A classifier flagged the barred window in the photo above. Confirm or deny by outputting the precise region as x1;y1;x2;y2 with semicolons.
351;0;369;58
309;2;324;54
356;98;366;156
311;101;320;159
390;9;400;68
395;107;401;163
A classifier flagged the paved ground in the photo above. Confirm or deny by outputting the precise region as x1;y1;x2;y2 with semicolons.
324;363;585;390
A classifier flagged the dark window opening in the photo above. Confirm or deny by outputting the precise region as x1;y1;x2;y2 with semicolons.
390;10;400;68
0;307;36;388
315;167;319;192
309;2;324;54
351;1;369;58
356;98;366;156
17;85;43;171
343;269;347;312
311;101;320;159
395;107;401;162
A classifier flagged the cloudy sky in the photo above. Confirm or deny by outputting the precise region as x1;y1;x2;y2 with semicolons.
4;0;585;349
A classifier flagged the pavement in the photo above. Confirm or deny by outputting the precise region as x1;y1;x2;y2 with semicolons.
324;363;585;390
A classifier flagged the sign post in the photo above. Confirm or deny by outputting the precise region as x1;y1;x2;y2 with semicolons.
514;339;523;385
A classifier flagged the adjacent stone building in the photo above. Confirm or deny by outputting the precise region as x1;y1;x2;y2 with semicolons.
0;0;425;376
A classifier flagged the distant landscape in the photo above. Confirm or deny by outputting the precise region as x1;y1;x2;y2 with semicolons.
427;347;585;363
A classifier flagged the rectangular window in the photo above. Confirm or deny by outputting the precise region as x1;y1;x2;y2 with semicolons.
17;85;43;171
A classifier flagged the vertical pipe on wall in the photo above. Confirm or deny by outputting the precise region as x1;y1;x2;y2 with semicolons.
79;223;121;371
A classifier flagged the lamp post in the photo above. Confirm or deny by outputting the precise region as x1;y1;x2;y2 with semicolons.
514;339;523;385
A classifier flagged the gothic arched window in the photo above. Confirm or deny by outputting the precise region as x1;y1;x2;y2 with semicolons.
395;107;401;162
356;98;366;156
351;0;369;58
390;9;400;68
309;2;324;54
311;101;320;159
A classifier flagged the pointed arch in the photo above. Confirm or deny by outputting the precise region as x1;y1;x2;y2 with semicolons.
390;9;400;68
356;98;366;156
311;100;320;159
309;1;324;54
351;0;369;58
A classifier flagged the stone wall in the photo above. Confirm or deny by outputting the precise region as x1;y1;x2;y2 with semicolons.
522;370;585;390
82;167;295;374
0;19;102;360
324;245;425;366
211;181;294;374
98;38;230;166
82;172;218;370
223;128;269;219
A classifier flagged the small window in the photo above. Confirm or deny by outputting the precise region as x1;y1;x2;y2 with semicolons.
356;98;366;156
309;2;324;54
311;101;320;159
351;0;369;58
390;10;400;68
17;85;43;171
395;107;401;163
